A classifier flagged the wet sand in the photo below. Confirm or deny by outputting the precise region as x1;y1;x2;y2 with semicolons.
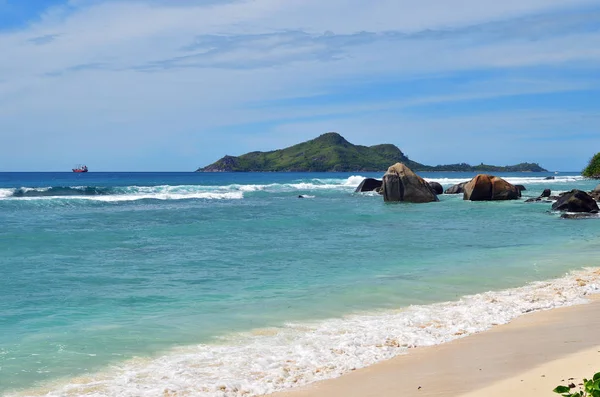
268;296;600;397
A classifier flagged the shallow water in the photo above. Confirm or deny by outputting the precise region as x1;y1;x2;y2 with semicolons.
0;171;599;396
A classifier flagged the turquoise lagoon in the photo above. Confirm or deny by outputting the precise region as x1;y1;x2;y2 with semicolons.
0;172;599;396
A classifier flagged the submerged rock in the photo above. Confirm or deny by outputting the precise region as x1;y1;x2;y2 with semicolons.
444;182;468;194
463;174;520;201
545;176;555;180
355;178;383;193
560;213;600;220
515;184;526;192
526;189;553;203
427;181;444;195
525;198;552;203
382;163;439;203
552;190;599;213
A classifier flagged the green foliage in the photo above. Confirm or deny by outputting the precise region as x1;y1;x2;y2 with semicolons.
554;372;600;397
197;132;548;172
583;153;600;178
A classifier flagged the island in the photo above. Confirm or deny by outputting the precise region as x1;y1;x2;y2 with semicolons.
197;132;548;172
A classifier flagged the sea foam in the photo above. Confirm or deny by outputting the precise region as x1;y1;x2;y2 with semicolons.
0;177;366;203
11;268;600;397
424;175;584;186
0;175;588;204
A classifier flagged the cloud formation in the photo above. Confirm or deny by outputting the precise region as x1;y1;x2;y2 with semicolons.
0;0;599;171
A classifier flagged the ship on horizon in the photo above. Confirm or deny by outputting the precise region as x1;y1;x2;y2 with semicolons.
72;165;88;173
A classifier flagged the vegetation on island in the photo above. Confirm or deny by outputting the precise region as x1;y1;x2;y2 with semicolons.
582;153;600;179
197;132;548;172
554;371;600;396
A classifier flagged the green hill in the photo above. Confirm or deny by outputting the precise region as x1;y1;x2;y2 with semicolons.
197;132;547;172
583;153;600;178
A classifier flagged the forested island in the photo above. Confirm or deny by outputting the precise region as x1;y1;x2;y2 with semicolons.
197;133;547;172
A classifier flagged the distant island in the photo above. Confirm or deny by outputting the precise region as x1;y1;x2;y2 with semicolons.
197;133;548;172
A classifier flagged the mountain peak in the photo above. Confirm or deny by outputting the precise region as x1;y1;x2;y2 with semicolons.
312;132;349;146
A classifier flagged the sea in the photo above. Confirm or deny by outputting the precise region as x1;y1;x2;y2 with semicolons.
1;171;599;397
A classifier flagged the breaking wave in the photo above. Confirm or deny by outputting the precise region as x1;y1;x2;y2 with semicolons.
424;175;585;186
9;268;600;397
0;175;588;203
0;176;367;203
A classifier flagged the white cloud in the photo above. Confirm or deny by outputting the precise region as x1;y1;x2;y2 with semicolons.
0;0;599;170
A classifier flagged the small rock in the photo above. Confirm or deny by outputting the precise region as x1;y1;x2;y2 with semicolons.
355;178;383;193
427;181;444;195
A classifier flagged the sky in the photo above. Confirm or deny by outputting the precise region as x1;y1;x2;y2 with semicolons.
0;0;599;171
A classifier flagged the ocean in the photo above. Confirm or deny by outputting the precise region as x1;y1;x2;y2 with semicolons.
1;171;599;396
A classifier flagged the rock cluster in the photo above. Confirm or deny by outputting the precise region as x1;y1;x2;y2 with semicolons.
353;166;600;220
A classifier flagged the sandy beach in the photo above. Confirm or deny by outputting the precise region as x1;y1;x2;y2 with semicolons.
269;295;600;397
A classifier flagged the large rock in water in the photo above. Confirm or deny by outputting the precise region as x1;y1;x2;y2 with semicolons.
552;190;599;213
427;181;444;195
444;182;468;194
463;174;520;201
355;178;382;193
382;163;439;203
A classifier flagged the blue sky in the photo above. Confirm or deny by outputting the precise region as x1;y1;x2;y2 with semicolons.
0;0;599;171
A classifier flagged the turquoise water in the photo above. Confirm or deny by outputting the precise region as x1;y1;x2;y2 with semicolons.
0;172;599;396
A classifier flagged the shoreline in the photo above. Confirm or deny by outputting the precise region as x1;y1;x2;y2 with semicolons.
268;295;600;397
6;268;600;397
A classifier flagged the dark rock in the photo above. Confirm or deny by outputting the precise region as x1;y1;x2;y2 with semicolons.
355;178;383;193
427;181;444;195
525;198;552;203
515;185;526;192
560;213;600;220
382;163;439;203
375;187;383;195
444;182;468;194
541;189;551;198
551;190;599;213
544;176;555;180
463;174;520;201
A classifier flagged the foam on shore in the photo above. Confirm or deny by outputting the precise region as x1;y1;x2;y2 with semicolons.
10;268;600;397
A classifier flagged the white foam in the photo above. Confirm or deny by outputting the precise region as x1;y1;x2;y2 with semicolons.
18;192;244;202
425;176;584;186
0;177;367;203
0;188;14;198
11;268;600;397
343;175;367;187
